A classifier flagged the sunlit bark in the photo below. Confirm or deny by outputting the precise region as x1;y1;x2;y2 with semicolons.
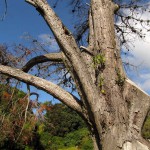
0;0;149;149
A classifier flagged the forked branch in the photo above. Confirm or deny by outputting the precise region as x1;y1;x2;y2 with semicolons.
25;0;106;119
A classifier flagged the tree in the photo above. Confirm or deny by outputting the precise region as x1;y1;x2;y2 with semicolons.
44;103;86;137
0;0;150;149
38;102;93;150
0;84;40;150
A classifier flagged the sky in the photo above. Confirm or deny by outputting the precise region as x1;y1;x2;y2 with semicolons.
0;0;150;103
0;0;71;102
0;0;75;43
120;5;150;94
0;0;79;103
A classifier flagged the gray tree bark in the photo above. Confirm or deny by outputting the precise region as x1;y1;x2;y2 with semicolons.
0;0;149;149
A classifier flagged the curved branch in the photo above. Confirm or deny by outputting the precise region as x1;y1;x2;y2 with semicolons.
22;52;63;72
0;65;83;114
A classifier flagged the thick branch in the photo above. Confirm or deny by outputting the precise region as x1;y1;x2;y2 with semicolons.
25;0;102;102
0;65;83;114
25;1;109;133
28;0;81;56
123;78;150;134
22;52;63;72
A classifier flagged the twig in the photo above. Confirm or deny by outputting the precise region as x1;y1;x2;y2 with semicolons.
15;84;30;142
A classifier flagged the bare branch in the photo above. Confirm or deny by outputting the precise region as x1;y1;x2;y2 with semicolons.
27;0;82;57
0;0;7;21
22;52;63;72
25;0;103;113
74;20;88;42
0;65;83;114
16;84;30;142
25;0;37;6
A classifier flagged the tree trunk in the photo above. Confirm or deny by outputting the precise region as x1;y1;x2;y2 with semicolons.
86;0;150;149
0;0;149;150
100;125;150;150
88;78;150;150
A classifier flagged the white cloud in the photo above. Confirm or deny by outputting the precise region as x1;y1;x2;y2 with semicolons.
136;73;150;93
128;36;150;68
125;39;150;94
38;34;51;42
38;34;59;51
141;79;150;92
119;5;150;94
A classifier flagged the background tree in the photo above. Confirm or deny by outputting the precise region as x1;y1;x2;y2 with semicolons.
0;0;150;150
37;102;93;150
44;103;85;137
0;84;42;150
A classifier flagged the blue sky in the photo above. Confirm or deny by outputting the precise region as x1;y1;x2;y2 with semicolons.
0;0;150;102
0;0;65;102
120;5;150;95
0;0;78;103
0;0;75;44
0;1;47;43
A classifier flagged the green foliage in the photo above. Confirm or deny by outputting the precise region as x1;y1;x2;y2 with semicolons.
39;132;51;146
0;85;150;150
0;84;39;150
0;87;92;150
62;128;93;150
93;54;105;68
38;123;45;135
39;128;93;150
115;68;125;86
98;75;104;88
80;136;93;150
63;128;89;147
59;147;78;150
98;75;106;94
38;103;93;150
44;103;85;137
25;146;33;150
142;114;150;139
